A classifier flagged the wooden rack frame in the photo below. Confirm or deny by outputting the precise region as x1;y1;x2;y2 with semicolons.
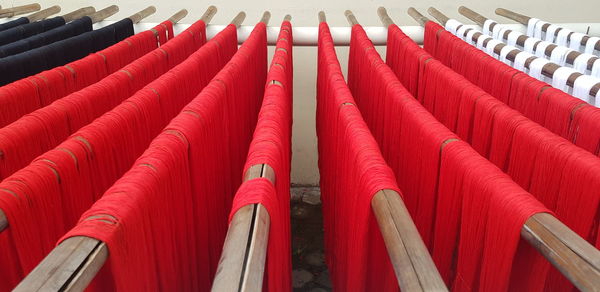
405;7;600;291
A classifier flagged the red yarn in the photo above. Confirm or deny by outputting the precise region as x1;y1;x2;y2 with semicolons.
59;22;267;291
0;21;174;128
228;20;293;291
0;24;238;290
0;20;206;181
384;23;600;291
348;24;551;291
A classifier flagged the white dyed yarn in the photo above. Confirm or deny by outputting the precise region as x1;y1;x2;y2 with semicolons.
573;53;595;74
570;32;586;51
549;46;572;66
465;29;477;45
534;41;553;58
485;39;503;58
592;59;600;78
483;19;494;35
476;34;493;50
572;75;600;104
533;20;549;39
585;37;600;55
500;45;517;65
551;67;577;93
456;25;469;40
545;24;560;42
445;19;461;34
529;57;551;82
514;51;535;72
507;31;523;47
555;28;573;47
527;18;539;37
524;38;540;54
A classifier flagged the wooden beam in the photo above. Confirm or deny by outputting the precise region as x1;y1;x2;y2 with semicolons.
372;190;448;291
378;7;395;28
211;164;275;292
200;6;217;23
128;6;156;24
318;11;326;23
88;5;118;24
231;12;246;28
61;7;95;23
14;236;108;292
26;5;61;22
0;3;41;18
260;11;271;25
407;7;430;27
344;10;358;26
168;9;188;24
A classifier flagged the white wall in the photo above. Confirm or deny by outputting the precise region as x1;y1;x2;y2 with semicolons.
6;0;600;185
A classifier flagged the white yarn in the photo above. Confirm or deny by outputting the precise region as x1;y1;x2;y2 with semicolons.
533;20;549;39
529;58;551;82
500;45;517;65
534;41;553;58
483;19;494;35
573;53;595;74
549;46;572;66
585;37;600;55
572;75;600;104
485;39;503;58
507;31;523;47
551;67;577;93
495;27;511;41
545;24;560;42
456;25;469;40
527;18;539;37
555;28;573;47
570;32;586;51
524;38;540;54
514;51;535;72
592;59;600;78
491;24;502;40
445;19;461;34
476;35;493;50
465;29;477;45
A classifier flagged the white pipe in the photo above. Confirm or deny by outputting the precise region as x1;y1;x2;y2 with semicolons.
94;21;600;46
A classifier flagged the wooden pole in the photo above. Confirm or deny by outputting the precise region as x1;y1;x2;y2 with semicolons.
128;6;156;24
260;11;271;25
88;5;119;24
168;9;188;24
283;14;292;22
24;5;60;22
318;11;326;23
378;7;395;28
0;3;41;18
495;8;600;53
412;9;600;290
407;7;430;27
455;6;600;96
231;12;246;28
344;10;358;26
200;5;217;23
13;236;108;292
211;164;275;292
61;6;95;23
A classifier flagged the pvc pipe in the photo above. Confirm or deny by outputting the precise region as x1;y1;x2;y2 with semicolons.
93;21;600;46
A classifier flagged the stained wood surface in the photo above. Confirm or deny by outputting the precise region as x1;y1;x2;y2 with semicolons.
0;4;41;18
129;6;156;24
27;5;61;22
88;5;118;23
61;7;95;22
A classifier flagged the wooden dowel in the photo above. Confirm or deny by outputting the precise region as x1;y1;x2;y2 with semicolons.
14;236;108;292
128;6;156;24
88;5;118;24
231;12;246;28
200;5;217;24
344;10;358;26
427;7;449;26
372;190;448;291
522;213;600;291
0;3;41;18
25;5;60;22
378;7;394;28
0;209;6;231
455;7;600;96
318;11;326;23
407;7;429;27
212;164;275;292
61;6;95;23
495;8;530;25
283;14;292;22
168;9;188;24
260;11;271;25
